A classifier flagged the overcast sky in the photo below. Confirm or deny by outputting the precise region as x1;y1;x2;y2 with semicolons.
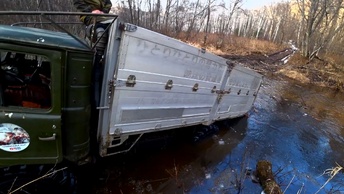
242;0;284;9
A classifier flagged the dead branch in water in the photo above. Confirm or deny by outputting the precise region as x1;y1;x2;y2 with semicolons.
315;163;343;194
256;160;282;194
8;167;68;194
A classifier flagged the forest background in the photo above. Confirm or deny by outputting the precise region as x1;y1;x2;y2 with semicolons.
1;0;343;91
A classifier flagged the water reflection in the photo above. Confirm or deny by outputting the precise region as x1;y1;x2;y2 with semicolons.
89;77;344;194
189;78;344;194
86;117;249;194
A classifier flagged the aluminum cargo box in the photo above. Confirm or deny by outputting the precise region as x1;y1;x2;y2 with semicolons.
97;21;262;156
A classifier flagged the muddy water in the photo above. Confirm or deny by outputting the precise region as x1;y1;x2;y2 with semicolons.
87;77;344;194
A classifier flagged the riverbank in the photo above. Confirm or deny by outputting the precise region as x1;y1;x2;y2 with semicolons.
218;50;344;92
197;37;344;92
225;51;344;92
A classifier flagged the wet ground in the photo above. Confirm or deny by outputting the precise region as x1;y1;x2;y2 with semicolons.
81;76;344;194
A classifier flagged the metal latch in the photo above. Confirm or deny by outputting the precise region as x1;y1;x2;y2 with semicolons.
165;80;173;90
192;83;199;92
211;86;217;93
126;75;136;87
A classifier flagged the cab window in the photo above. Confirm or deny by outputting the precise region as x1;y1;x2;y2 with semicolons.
0;50;51;109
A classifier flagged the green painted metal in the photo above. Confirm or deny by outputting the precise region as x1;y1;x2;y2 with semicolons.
62;52;93;163
0;24;94;166
0;43;63;166
0;25;91;52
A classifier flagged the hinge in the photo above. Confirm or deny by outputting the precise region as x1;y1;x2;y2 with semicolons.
108;79;114;100
217;94;224;102
215;89;231;95
119;23;138;32
215;89;231;103
226;60;235;72
113;79;126;87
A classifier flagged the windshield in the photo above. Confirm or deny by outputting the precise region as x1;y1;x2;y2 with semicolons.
0;50;51;109
0;51;7;63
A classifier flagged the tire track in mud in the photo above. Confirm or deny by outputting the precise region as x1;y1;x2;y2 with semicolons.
219;47;297;74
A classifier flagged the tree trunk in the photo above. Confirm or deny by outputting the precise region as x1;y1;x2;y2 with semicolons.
256;160;282;194
203;0;211;47
127;0;134;24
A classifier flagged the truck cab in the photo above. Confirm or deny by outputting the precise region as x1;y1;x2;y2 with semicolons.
0;25;94;167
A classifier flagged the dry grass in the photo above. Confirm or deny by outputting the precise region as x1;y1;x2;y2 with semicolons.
315;163;343;194
221;36;284;55
178;32;344;92
277;69;310;83
287;53;309;66
325;53;344;68
282;53;344;91
181;32;284;56
8;167;68;194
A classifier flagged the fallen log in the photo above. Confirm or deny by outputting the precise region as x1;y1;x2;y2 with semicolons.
256;160;282;194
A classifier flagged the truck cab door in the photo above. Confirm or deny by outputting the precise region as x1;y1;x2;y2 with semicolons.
0;44;62;166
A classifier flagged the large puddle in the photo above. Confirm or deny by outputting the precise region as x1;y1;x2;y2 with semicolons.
83;77;344;194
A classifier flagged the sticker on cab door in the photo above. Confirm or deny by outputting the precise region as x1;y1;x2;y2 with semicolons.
0;123;30;152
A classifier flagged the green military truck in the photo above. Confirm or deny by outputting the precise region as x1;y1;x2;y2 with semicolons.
0;12;262;193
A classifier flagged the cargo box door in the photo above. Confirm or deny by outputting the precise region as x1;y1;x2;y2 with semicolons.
212;64;262;120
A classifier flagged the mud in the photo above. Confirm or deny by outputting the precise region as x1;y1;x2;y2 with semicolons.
220;48;295;73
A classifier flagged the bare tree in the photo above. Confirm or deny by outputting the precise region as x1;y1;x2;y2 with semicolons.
203;0;211;46
162;0;173;34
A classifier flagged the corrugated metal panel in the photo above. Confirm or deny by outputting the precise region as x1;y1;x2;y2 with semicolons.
97;22;262;156
108;26;228;136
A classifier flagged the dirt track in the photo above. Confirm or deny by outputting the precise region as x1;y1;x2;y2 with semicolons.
220;48;344;92
220;48;295;73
